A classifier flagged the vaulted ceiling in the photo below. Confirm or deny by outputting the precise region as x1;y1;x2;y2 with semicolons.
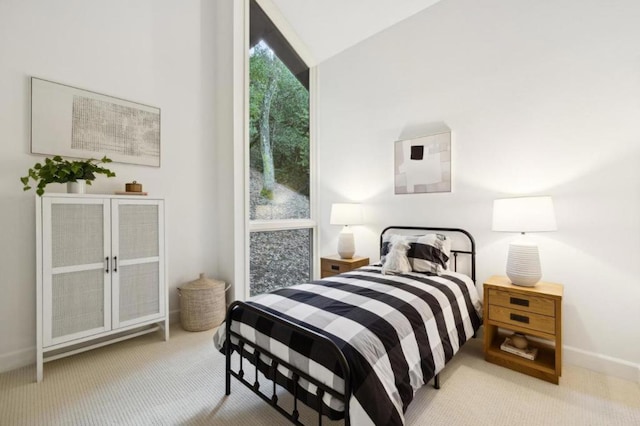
271;0;443;64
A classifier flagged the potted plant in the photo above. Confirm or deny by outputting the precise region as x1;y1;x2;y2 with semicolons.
21;155;116;196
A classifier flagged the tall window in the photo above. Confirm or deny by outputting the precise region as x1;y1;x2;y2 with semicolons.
248;0;313;297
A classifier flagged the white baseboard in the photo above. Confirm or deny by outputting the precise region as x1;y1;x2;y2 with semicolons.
564;345;640;383
0;346;35;373
169;309;181;325
1;313;181;375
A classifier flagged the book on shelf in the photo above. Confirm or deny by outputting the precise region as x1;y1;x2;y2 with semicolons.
500;337;538;360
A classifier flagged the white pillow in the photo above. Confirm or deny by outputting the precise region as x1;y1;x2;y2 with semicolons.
381;235;411;275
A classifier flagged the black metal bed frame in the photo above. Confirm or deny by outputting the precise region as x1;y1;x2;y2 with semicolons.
225;301;352;425
225;226;476;425
380;226;477;284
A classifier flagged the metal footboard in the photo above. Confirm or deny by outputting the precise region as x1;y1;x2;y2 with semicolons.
225;300;352;425
225;226;475;424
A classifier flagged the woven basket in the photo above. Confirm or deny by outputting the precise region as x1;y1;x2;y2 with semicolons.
178;273;226;331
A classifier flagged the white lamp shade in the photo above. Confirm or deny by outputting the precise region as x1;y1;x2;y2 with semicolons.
330;203;363;226
492;196;557;233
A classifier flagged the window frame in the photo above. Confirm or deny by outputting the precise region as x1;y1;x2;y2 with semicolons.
244;0;318;300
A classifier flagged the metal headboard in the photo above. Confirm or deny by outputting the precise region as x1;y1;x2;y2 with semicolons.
380;226;476;284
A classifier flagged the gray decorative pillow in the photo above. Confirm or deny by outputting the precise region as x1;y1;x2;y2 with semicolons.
408;233;451;274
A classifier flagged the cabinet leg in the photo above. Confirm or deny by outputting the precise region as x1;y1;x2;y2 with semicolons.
163;319;170;341
36;348;44;383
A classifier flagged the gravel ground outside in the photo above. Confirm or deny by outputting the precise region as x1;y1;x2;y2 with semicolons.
249;169;311;295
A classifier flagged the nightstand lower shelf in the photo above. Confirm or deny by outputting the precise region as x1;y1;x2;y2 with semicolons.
486;331;558;383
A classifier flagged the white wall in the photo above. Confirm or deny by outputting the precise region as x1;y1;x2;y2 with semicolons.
317;0;640;379
0;0;219;371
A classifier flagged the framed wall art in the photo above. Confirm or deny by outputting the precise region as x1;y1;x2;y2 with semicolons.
31;77;161;167
394;131;451;194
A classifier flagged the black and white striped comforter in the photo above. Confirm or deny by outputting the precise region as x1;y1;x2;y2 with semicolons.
213;265;483;425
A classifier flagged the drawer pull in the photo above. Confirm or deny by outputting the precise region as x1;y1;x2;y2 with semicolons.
510;297;529;307
331;265;339;271
510;313;530;324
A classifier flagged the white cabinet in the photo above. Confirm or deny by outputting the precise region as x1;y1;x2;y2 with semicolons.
36;194;168;382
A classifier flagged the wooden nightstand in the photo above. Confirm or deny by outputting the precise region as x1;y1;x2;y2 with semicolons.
320;255;369;278
483;275;563;384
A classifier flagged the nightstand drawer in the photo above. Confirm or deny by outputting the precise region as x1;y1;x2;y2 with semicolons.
489;305;555;335
320;256;369;278
488;289;555;316
321;259;349;275
320;259;351;274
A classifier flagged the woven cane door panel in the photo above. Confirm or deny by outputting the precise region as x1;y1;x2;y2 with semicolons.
118;262;160;322
52;269;105;338
51;204;104;267
118;205;159;260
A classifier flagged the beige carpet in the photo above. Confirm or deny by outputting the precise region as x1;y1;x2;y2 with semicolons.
1;326;638;425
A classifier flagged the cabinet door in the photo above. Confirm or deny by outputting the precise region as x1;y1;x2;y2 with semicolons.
111;199;165;329
42;198;111;347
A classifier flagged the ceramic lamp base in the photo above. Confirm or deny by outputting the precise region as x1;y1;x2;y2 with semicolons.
337;228;355;259
506;238;541;287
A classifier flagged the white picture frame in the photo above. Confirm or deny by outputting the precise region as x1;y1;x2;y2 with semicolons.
394;131;451;194
31;77;161;167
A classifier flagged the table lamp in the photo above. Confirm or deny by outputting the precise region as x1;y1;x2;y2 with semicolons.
492;196;557;286
330;203;363;259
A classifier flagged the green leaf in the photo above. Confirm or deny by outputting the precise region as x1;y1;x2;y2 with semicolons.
21;155;115;194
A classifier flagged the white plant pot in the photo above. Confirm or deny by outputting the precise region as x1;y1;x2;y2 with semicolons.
67;179;87;194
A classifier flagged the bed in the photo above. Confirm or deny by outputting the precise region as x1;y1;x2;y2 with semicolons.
213;226;483;425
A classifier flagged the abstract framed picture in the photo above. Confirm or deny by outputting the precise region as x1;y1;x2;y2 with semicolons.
394;131;451;194
31;77;161;167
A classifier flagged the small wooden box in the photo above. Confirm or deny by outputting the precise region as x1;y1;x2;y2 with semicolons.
125;181;143;192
